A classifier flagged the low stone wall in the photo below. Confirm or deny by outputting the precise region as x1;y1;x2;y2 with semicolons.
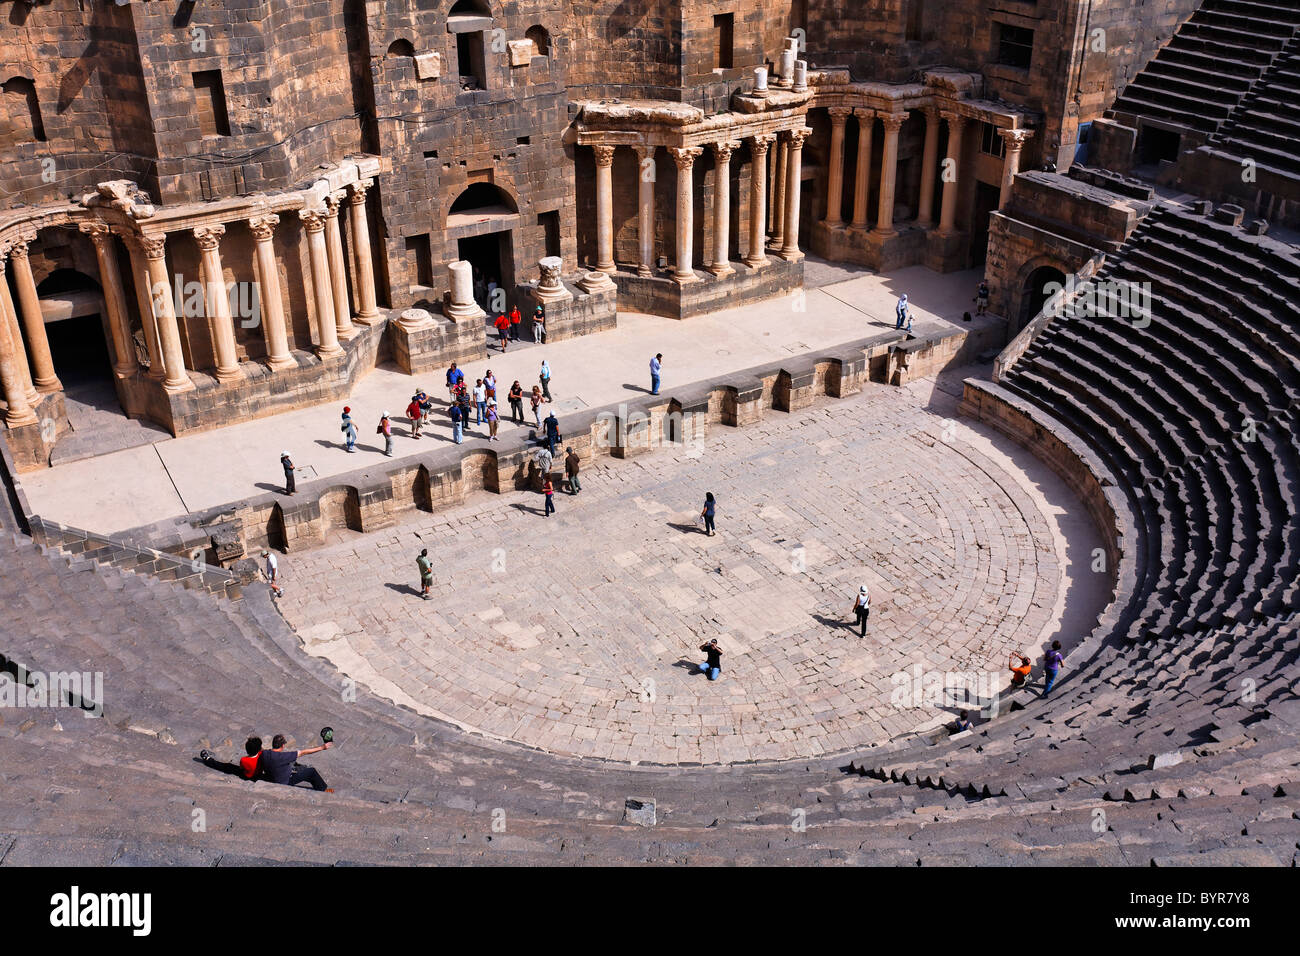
392;313;482;376
958;378;1136;656
112;323;988;562
810;222;928;272
612;256;802;319
883;312;1006;385
4;392;67;473
519;281;618;343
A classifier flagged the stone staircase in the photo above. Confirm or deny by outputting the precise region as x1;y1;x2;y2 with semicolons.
1209;33;1300;181
1110;0;1300;141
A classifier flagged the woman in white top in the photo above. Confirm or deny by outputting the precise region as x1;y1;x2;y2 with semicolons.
850;585;870;636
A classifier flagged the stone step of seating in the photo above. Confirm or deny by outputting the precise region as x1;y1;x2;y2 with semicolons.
1127;71;1244;109
1195;8;1298;38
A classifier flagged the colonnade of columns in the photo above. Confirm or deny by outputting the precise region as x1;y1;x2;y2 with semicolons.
818;104;1032;237
0;180;382;420
588;125;811;284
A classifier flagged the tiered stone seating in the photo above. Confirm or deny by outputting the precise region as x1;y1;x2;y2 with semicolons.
1111;0;1299;139
1210;34;1300;180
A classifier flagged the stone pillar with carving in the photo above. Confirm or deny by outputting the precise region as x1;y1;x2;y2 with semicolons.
193;225;242;383
593;145;617;274
745;134;773;268
824;107;851;227
998;128;1033;209
0;256;37;426
938;111;968;235
780;128;811;261
770;135;788;247
80;222;138;377
0;247;38;404
669;146;701;283
249;215;295;370
139;234;194;392
709;141;738;277
123;236;165;380
347;181;381;324
299;210;343;360
324;193;356;340
534;257;573;303
632;145;655;277
8;238;61;392
916;107;941;228
874;112;907;237
851;110;875;230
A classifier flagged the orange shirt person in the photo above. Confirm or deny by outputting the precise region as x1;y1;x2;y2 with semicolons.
509;305;522;340
1009;652;1032;688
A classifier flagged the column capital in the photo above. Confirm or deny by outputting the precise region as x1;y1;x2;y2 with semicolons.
592;144;617;167
299;209;328;233
7;237;31;259
880;112;908;133
998;127;1034;150
711;140;740;163
669;146;702;170
79;220;113;245
192;224;226;251
854;108;876;126
347;181;370;205
939;109;968;129
784;127;812;148
632;144;655;161
827;106;853;123
324;191;348;216
138;234;168;261
921;104;942;124
249;214;280;241
749;133;775;156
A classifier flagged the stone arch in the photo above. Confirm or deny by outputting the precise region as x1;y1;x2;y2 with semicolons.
525;24;550;57
386;38;415;57
448;181;518;217
448;0;492;15
2;76;45;144
1019;260;1069;327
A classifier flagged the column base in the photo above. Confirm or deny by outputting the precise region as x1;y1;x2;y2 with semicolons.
4;408;39;428
352;311;382;326
823;220;846;231
777;249;804;263
872;228;898;240
636;265;653;278
595;263;617;275
337;324;359;341
315;344;345;361
742;255;768;270
162;376;196;394
214;366;244;385
265;355;297;372
708;263;735;278
35;377;63;393
672;270;699;285
112;363;138;379
24;386;40;406
445;302;487;324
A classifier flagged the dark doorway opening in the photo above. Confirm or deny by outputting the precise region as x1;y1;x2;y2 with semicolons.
1023;265;1067;329
970;181;1001;267
459;230;514;315
1137;125;1181;166
539;210;561;259
45;312;113;390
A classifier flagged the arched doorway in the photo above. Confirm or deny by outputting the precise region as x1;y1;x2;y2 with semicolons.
1022;264;1066;327
448;182;519;316
36;269;113;392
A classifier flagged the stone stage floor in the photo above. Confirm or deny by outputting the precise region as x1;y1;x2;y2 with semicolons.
273;369;1109;765
21;260;986;535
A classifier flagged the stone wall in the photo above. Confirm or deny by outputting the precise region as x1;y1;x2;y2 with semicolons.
613;255;803;319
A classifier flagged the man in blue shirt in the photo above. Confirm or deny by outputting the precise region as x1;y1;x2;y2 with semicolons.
259;733;332;791
446;362;464;396
650;353;662;395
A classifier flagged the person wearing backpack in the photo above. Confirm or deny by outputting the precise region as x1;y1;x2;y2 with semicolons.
340;406;357;453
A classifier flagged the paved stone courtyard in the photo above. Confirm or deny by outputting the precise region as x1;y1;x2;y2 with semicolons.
276;370;1106;765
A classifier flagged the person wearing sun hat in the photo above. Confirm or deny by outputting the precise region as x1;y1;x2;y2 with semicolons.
280;450;296;495
850;584;870;636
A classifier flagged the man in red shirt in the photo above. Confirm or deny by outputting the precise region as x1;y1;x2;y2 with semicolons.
494;312;510;352
509;305;521;340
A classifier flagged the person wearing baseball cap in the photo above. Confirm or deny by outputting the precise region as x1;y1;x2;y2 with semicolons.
280;450;295;495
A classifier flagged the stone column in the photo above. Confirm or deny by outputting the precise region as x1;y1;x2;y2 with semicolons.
324;193;356;340
633;145;655;277
874;112;907;237
534;257;574;303
916;107;941;228
770;136;788;247
0;251;38;405
824;107;851;226
745;134;773;268
79;222;137;377
780;127;811;261
0;258;37;427
446;260;488;321
593;145;617;274
139;234;194;392
249;215;294;371
851;110;875;229
193;225;241;383
998;128;1033;209
9;239;61;392
669;146;701;283
299;210;343;360
709;141;738;277
938;110;968;235
125;236;165;380
347;181;381;324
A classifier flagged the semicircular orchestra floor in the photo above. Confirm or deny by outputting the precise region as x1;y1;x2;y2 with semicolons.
277;372;1103;765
